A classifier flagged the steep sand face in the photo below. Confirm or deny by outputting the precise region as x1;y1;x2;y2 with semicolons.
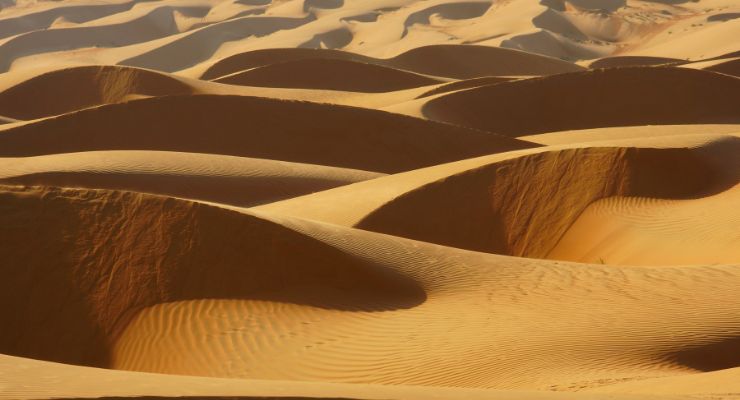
423;67;740;136
0;151;384;207
259;144;717;258
0;94;535;173
0;185;423;368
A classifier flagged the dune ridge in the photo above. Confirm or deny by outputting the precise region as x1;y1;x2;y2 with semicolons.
0;65;194;119
212;57;443;92
200;45;584;81
0;151;384;207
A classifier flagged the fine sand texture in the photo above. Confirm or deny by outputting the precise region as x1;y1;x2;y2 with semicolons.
1;0;739;399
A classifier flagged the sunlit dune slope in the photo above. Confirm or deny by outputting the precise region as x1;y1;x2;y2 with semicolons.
0;151;383;207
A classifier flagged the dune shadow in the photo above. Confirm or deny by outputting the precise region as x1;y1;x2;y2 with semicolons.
0;186;426;369
671;336;740;372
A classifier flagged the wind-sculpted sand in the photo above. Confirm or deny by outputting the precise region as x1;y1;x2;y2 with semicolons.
0;0;738;399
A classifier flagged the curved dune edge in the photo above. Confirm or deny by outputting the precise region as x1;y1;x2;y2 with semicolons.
589;56;685;69
257;135;736;262
0;185;424;368
547;185;740;266
414;76;520;99
0;94;536;173
0;65;195;120
520;124;740;146
200;45;585;81
422;67;740;137
0;151;384;207
684;57;740;78
1;185;740;392
213;57;444;92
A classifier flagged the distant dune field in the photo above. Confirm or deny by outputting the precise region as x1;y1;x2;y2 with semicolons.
0;0;738;399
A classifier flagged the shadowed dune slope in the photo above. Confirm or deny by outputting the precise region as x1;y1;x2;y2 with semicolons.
201;48;375;80
201;45;584;81
0;95;536;173
703;57;740;77
423;67;740;136
0;151;384;207
0;185;424;368
213;58;443;92
385;45;585;79
0;65;194;120
258;141;730;259
2;185;740;391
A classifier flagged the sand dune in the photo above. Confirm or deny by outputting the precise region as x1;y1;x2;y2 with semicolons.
0;65;194;119
2;185;739;392
0;3;212;73
685;56;740;78
200;45;584;82
213;57;443;92
520;124;740;146
258;137;731;258
2;0;739;399
0;0;736;74
0;151;383;207
422;67;740;136
0;94;535;173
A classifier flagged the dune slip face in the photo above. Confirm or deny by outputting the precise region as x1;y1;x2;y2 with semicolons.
1;0;739;399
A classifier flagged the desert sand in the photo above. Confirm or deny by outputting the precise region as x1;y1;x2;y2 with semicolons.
0;0;739;399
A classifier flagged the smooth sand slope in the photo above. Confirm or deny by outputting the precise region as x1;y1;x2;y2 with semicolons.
212;57;444;92
0;94;535;173
422;67;740;136
0;151;384;207
0;65;194;119
200;45;584;81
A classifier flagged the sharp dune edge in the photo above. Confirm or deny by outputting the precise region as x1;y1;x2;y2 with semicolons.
0;0;739;399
